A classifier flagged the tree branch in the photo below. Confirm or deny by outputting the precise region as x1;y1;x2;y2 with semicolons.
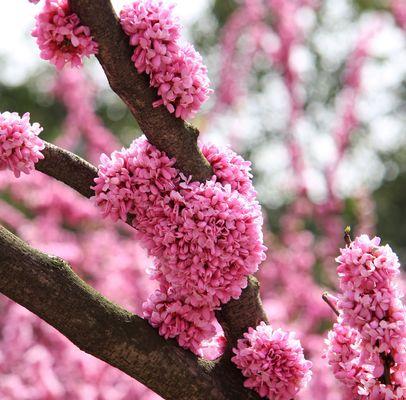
47;0;269;361
36;142;97;198
68;0;270;356
69;0;213;183
0;225;262;400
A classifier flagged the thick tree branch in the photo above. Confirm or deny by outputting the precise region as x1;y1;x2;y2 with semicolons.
0;225;264;400
69;0;213;183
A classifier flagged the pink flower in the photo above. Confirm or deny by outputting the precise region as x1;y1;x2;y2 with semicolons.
93;136;266;350
232;322;312;400
392;0;406;31
325;235;406;397
120;0;211;119
0;112;44;178
32;0;98;69
325;321;365;390
142;289;215;353
336;235;405;354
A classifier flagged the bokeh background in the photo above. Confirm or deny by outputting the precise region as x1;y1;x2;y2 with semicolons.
0;0;405;399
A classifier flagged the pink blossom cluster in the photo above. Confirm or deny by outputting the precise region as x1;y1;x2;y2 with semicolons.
120;0;211;120
93;136;266;352
231;322;312;400
325;235;406;398
0;112;44;178
32;0;98;69
326;320;405;399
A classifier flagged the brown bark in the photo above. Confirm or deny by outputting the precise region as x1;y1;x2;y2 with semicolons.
37;142;98;199
67;0;269;359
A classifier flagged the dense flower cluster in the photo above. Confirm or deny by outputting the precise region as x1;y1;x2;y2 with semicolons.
120;0;211;120
93;136;266;352
325;235;406;398
0;112;44;178
143;290;215;350
231;322;312;400
32;0;98;69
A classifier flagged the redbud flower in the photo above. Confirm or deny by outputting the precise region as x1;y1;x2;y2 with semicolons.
0;112;44;178
142;289;215;353
120;0;211;119
325;234;406;398
392;0;406;30
325;321;364;389
93;136;266;350
32;0;98;69
232;322;312;400
93;136;266;307
336;235;405;355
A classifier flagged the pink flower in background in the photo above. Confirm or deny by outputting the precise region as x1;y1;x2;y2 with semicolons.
392;0;406;30
232;322;312;400
32;0;98;69
324;235;406;398
0;112;44;178
53;69;120;164
120;0;211;119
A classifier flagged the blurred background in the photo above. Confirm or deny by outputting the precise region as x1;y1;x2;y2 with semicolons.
0;1;405;399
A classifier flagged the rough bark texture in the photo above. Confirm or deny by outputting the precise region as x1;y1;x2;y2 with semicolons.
0;0;271;398
216;276;269;351
37;142;98;199
0;226;262;400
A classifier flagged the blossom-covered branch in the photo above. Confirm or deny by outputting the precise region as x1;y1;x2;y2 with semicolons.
68;0;212;182
45;0;268;359
0;224;265;400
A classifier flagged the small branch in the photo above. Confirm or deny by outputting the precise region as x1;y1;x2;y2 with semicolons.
379;353;393;386
322;292;340;317
344;226;352;246
37;142;97;199
0;225;265;400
